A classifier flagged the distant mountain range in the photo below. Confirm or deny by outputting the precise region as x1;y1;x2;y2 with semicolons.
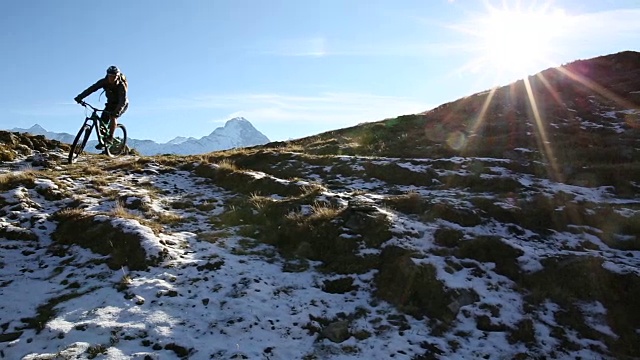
9;117;270;155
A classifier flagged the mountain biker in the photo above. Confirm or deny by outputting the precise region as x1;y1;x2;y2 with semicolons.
74;66;128;149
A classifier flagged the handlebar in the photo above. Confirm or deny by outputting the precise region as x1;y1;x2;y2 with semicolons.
78;101;102;112
79;101;114;117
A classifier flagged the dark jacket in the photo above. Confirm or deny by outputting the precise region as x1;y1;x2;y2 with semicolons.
76;76;128;116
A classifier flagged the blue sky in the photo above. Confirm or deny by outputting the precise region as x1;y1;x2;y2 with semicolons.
1;0;639;142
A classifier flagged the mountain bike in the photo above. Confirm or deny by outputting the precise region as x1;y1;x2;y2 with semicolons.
68;102;128;164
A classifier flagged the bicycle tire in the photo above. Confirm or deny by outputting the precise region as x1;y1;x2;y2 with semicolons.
68;124;92;164
105;124;128;157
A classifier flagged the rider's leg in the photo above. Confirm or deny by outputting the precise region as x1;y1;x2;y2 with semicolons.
96;109;109;150
108;116;117;141
97;110;111;146
108;103;128;141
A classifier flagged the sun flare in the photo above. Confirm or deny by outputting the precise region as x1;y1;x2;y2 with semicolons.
482;10;551;72
458;2;569;82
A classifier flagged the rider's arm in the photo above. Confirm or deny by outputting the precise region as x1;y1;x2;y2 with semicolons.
113;82;127;116
75;78;106;101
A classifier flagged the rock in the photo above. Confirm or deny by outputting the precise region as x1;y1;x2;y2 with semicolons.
134;295;145;305
321;320;350;343
0;331;23;342
447;288;479;314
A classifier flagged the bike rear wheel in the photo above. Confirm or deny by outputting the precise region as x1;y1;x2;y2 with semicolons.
105;124;128;157
68;124;92;164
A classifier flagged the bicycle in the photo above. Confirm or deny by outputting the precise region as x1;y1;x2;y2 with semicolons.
68;102;128;164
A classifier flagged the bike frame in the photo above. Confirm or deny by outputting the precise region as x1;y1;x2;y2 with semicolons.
81;102;112;146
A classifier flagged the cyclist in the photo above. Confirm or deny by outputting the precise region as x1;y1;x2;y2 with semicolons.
74;66;128;149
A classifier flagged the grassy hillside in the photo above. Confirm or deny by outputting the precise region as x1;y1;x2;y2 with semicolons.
1;51;639;359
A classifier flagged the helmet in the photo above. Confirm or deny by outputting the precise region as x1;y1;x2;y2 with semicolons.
106;66;120;76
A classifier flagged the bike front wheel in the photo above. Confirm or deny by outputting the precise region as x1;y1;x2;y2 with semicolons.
105;124;128;157
68;124;92;164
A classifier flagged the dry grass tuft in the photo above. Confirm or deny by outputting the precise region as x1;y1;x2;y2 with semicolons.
383;191;429;215
249;192;273;210
103;158;147;172
111;200;133;218
90;177;109;188
0;170;38;190
196;231;230;244
0;146;16;161
156;211;183;225
309;201;342;220
80;166;106;176
54;207;86;219
216;159;238;171
195;201;217;211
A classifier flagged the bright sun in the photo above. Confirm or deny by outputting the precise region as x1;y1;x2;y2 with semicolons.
460;2;568;82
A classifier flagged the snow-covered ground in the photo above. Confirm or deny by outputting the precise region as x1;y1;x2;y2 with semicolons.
1;147;639;359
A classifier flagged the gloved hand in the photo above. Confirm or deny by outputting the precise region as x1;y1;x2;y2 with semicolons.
74;97;83;104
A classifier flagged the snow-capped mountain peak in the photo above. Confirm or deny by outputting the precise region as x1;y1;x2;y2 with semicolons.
227;116;250;123
28;124;47;132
